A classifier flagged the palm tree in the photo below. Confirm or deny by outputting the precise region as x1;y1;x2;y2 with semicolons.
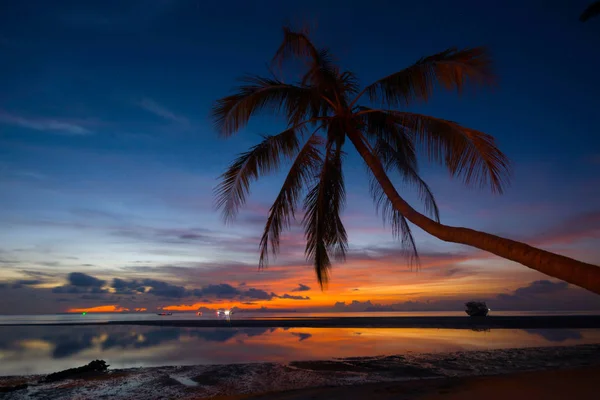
580;1;600;22
212;27;600;294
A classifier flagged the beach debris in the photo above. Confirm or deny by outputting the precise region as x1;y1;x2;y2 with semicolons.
169;375;199;387
41;359;110;383
0;383;28;393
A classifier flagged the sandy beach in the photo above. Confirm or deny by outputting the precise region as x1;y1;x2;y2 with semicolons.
231;367;600;400
2;344;599;399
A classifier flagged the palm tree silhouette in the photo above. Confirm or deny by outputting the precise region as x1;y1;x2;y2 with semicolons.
581;1;600;21
212;27;600;293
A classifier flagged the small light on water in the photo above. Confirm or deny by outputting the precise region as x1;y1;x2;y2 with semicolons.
82;312;87;315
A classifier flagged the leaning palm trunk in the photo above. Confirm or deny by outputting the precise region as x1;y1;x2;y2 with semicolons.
347;129;600;295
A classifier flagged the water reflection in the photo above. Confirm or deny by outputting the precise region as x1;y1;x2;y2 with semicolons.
524;329;583;342
1;326;599;376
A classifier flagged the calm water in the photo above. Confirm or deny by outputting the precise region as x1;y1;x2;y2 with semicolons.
2;310;599;325
1;322;600;376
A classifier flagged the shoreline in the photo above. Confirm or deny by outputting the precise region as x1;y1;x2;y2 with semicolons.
3;315;600;329
2;344;599;399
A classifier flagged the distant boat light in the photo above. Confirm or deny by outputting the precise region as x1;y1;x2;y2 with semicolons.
217;309;232;317
82;312;86;315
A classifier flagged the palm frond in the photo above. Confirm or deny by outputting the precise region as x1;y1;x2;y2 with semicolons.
259;133;324;268
302;142;347;288
356;47;493;108
339;70;360;96
214;126;303;223
357;108;439;220
212;75;320;136
271;27;350;103
357;106;417;166
368;164;420;266
272;26;320;69
375;139;440;222
581;1;600;21
366;110;511;194
300;48;336;86
346;130;420;264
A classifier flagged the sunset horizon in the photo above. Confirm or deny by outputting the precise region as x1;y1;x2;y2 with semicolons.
1;1;600;316
2;1;600;398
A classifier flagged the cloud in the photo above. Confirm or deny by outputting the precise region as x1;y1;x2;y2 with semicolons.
112;278;144;295
333;300;377;312
111;278;186;298
0;111;93;135
144;279;188;298
111;226;220;246
15;279;43;286
497;280;569;301
278;293;310;300
51;272;108;294
533;211;600;246
10;279;43;289
51;285;83;294
192;284;278;301
21;270;56;279
178;233;208;240
434;267;467;278
291;283;311;292
106;276;304;302
242;288;277;300
345;246;474;265
137;98;188;125
514;280;568;296
70;208;125;221
68;272;106;287
193;283;240;299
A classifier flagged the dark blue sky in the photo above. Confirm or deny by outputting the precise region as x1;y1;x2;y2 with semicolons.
1;0;599;314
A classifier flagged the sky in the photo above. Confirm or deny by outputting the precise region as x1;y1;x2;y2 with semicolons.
1;0;600;314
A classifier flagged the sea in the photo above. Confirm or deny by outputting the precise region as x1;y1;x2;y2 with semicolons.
1;311;600;376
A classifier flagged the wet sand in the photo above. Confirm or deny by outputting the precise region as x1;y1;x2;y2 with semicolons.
4;315;600;329
234;367;600;400
2;344;599;399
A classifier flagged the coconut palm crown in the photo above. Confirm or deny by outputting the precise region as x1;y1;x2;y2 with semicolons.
212;27;600;294
212;27;508;288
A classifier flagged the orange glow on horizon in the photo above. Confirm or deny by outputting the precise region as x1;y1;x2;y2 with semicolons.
161;303;204;311
67;305;129;313
58;254;547;313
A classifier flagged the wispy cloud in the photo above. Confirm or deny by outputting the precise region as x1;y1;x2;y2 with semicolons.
533;211;600;246
0;111;93;135
291;284;311;292
137;98;189;125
